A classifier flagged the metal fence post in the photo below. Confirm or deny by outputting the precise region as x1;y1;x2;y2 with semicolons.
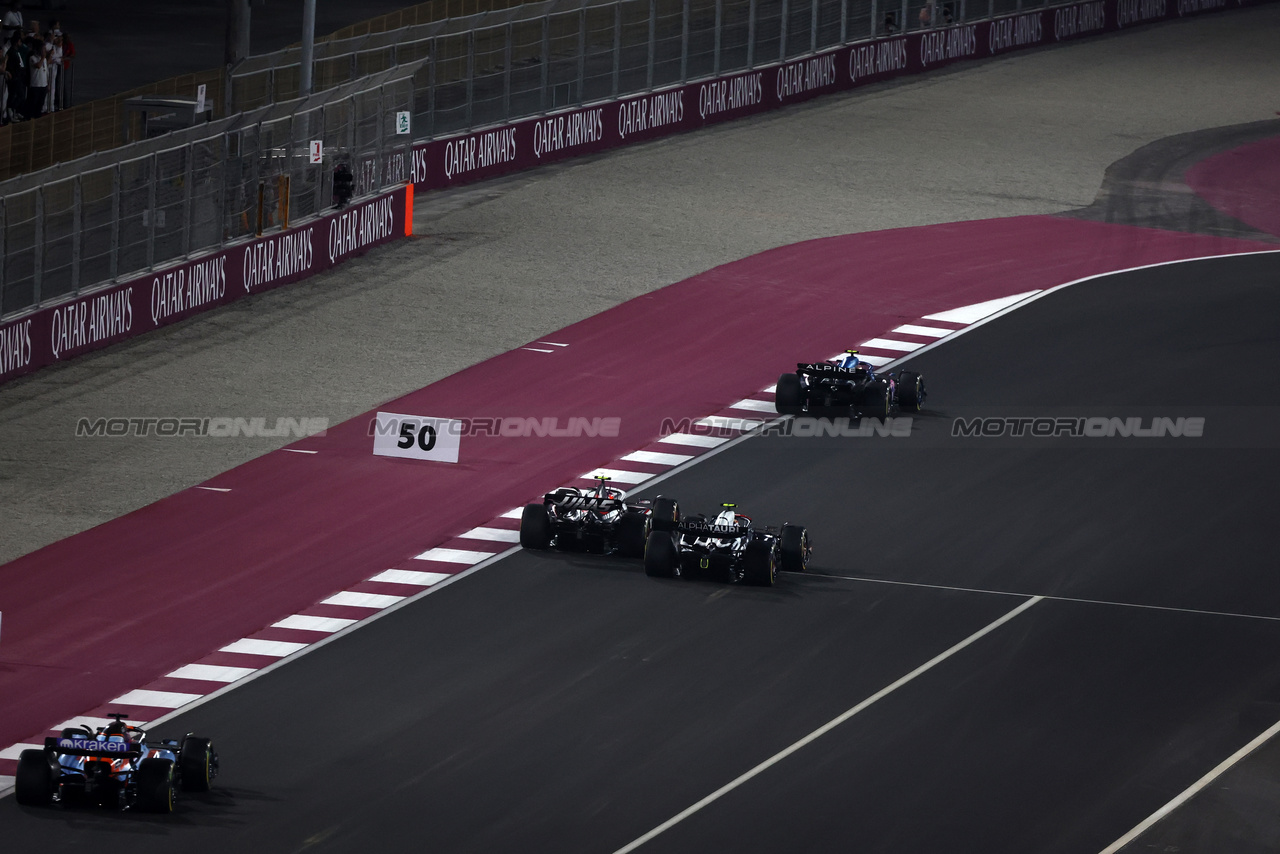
314;111;326;214
988;0;994;17
713;0;722;75
146;153;157;270
779;0;789;61
182;143;194;257
863;0;871;38
680;0;690;82
32;188;44;306
611;2;622;97
71;175;83;294
428;40;437;137
466;30;475;129
646;0;656;90
577;6;587;104
747;0;756;68
0;197;6;297
110;164;120;280
540;16;550;111
503;24;513;120
902;0;909;35
811;0;819;51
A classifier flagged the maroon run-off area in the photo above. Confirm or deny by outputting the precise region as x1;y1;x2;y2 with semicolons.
0;214;1276;758
0;0;1267;387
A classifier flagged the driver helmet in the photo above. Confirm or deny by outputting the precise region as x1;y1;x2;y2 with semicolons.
714;503;738;528
836;350;862;370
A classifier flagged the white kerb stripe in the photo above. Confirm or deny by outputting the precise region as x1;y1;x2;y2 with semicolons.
892;324;952;338
0;775;13;790
696;416;764;431
220;638;309;657
611;596;1044;854
110;689;204;709
621;450;694;466
321;591;405;609
761;384;777;393
414;546;497;564
457;526;521;543
857;353;893;366
726;398;776;412
0;744;42;760
369;569;453;586
500;507;524;519
860;337;926;353
922;290;1041;324
579;468;651;484
656;432;729;448
272;614;358;633
166;663;257;683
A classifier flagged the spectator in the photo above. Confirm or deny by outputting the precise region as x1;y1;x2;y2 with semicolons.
882;11;899;34
332;162;354;208
6;32;25;120
24;32;45;119
1;3;21;44
42;29;56;111
918;2;934;28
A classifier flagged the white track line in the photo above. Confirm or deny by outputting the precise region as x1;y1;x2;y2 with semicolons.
817;572;1280;623
281;448;318;454
1098;716;1280;854
612;596;1044;854
522;347;554;353
923;290;1042;324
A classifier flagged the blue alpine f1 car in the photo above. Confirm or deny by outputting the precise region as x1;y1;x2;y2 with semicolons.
776;350;926;418
14;713;219;813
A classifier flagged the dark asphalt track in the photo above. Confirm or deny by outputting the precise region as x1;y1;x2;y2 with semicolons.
4;252;1279;852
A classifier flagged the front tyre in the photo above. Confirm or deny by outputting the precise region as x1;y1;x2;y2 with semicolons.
742;541;778;587
780;524;810;573
644;531;679;578
520;503;553;550
14;749;57;807
178;737;216;792
897;371;925;411
649;497;680;533
776;373;804;415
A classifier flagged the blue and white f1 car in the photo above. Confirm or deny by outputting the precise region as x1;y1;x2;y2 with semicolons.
643;503;811;586
14;713;219;813
776;350;926;418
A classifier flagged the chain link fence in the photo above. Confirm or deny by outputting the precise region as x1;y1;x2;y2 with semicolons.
3;0;1066;320
1;65;421;317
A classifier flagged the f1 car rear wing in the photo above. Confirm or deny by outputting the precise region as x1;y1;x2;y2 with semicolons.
545;493;625;513
45;736;143;759
796;362;862;377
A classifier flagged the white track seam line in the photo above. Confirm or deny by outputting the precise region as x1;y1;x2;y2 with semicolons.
611;596;1044;854
817;573;1280;623
1098;715;1280;854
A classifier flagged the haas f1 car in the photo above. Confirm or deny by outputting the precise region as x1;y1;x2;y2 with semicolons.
643;503;811;586
776;350;925;418
14;713;219;813
521;475;680;557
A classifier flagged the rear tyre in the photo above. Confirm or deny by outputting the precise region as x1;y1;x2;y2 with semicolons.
862;382;891;420
649;497;680;533
776;373;804;415
897;371;925;411
644;532;679;578
742;541;778;587
134;758;176;814
519;504;553;550
616;511;647;558
15;749;56;807
178;737;215;792
780;525;810;573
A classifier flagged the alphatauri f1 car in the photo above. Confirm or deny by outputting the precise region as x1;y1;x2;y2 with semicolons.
776;350;926;418
14;713;219;813
520;475;680;557
643;503;810;586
